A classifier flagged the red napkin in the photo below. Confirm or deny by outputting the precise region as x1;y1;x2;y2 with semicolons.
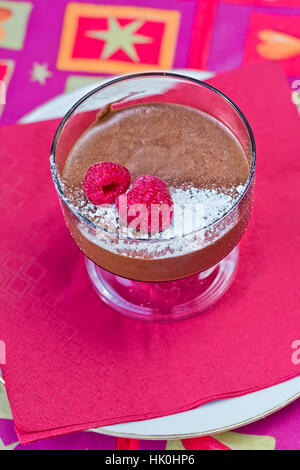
1;63;300;444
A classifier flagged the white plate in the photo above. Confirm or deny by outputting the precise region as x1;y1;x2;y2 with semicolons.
21;70;300;440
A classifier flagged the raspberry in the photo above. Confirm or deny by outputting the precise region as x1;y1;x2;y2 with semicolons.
116;175;174;234
134;175;169;189
83;162;131;205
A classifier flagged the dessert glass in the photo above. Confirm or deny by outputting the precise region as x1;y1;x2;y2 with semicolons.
50;73;256;322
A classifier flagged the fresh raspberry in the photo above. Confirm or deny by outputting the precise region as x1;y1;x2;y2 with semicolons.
83;162;131;205
133;175;169;189
116;175;174;234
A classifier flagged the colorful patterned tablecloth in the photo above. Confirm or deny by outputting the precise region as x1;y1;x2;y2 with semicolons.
0;0;300;450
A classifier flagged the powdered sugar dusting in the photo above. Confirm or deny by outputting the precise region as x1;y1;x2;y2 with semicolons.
63;182;245;259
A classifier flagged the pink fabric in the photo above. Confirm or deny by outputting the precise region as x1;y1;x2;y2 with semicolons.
182;436;231;451
116;438;141;450
0;63;300;444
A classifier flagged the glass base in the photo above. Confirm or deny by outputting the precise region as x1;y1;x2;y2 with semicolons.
85;246;239;322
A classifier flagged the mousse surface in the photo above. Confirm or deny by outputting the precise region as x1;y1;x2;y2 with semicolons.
63;102;249;190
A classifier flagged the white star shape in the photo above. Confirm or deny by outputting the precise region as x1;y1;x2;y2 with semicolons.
30;62;52;85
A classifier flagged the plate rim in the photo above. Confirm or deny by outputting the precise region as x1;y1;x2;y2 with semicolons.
94;390;300;440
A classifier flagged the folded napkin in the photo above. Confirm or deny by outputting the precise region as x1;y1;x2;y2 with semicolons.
1;63;300;444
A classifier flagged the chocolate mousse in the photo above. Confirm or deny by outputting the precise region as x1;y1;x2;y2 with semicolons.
60;102;252;282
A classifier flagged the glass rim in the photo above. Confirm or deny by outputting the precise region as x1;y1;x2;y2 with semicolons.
50;71;256;242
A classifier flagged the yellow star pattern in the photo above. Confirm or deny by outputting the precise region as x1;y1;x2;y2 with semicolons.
215;431;276;450
0;381;12;420
165;432;276;451
30;62;52;85
86;17;152;62
0;438;18;451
